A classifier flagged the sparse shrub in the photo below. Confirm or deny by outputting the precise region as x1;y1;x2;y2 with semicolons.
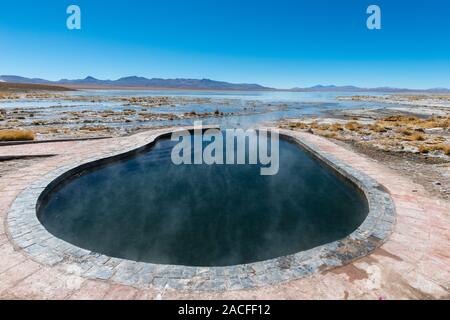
418;145;430;154
443;145;450;156
80;126;104;131
310;121;320;129
321;132;337;139
370;125;387;133
345;121;362;131
433;144;450;156
409;133;426;141
288;122;308;129
318;124;331;131
32;120;47;126
418;144;450;155
398;128;414;136
384;115;418;122
0;130;35;141
329;123;344;131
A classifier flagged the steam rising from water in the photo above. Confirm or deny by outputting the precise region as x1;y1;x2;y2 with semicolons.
38;132;368;266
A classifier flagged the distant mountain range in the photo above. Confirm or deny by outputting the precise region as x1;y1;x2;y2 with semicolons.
0;75;449;93
289;84;450;93
0;75;272;91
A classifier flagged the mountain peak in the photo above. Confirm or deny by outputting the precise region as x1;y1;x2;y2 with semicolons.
84;76;99;81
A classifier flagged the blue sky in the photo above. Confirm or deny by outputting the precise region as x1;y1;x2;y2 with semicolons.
0;0;449;89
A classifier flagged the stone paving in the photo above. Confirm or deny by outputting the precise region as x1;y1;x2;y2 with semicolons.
0;127;449;300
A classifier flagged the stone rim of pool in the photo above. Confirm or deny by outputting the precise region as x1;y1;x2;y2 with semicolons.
7;127;396;291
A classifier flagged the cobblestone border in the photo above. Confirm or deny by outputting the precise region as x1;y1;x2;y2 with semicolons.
6;128;396;291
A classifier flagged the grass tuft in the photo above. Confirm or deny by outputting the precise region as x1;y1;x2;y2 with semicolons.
418;144;450;155
409;133;426;141
344;121;362;131
0;130;36;141
288;122;309;129
370;125;388;133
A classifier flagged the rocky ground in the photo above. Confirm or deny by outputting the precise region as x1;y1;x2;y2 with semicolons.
338;94;450;115
334;140;449;200
279;98;450;200
0;93;264;140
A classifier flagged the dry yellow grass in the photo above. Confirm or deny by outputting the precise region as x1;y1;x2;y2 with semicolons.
398;128;414;136
344;121;362;131
369;125;388;133
0;93;21;100
288;122;309;129
0;130;35;141
329;123;344;131
384;115;418;123
309;121;320;129
321;132;337;139
376;119;401;127
408;133;426;141
379;115;450;130
80;126;108;132
444;145;450;156
418;117;450;129
282;116;450;157
418;145;430;153
427;136;446;144
317;124;331;131
418;144;450;155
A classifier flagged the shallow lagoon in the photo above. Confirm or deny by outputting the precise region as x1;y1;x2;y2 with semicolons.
0;90;388;129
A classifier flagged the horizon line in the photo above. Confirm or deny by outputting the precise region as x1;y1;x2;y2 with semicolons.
1;74;449;92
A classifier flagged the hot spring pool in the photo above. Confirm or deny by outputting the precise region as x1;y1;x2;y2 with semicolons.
37;132;369;267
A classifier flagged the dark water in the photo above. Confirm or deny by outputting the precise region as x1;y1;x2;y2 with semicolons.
38;133;368;266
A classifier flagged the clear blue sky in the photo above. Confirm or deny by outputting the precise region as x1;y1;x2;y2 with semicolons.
0;0;449;89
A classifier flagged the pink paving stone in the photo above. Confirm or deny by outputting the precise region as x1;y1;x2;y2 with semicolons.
425;209;450;221
416;263;450;291
0;190;20;201
396;216;432;230
428;217;450;230
1;129;449;299
380;240;426;264
0;260;42;295
69;280;111;300
393;222;431;241
394;198;425;208
424;253;450;272
370;251;417;275
430;232;450;246
402;271;449;299
134;289;164;301
103;284;139;300
0;233;8;246
389;232;428;248
349;260;427;300
3;268;86;300
0;244;28;274
274;276;326;300
316;272;365;300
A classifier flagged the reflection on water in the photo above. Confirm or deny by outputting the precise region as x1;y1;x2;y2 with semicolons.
68;89;384;102
0;89;389;129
